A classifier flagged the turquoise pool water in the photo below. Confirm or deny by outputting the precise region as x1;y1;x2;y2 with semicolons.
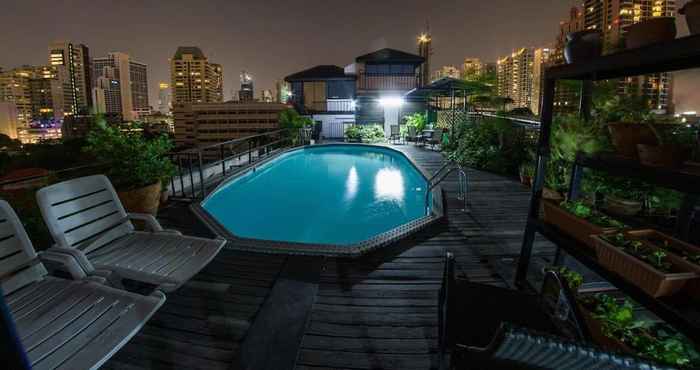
202;145;430;246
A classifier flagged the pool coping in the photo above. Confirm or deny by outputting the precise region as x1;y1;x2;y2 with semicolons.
190;143;445;258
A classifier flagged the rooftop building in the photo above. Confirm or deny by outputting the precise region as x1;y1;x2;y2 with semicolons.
170;47;224;105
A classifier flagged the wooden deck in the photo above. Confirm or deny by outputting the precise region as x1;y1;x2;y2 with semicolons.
102;144;545;370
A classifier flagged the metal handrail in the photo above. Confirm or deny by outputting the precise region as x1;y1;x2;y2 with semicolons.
425;161;468;214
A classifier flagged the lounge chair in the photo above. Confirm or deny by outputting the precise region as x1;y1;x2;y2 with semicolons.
36;175;225;292
406;126;420;144
389;125;401;144
0;200;164;370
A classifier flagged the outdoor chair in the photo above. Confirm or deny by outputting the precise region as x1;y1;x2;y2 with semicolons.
427;128;444;150
438;252;591;370
405;125;421;144
454;323;675;370
0;200;164;370
36;175;226;292
389;125;401;144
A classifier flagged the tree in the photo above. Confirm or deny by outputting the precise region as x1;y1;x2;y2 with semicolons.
279;108;313;130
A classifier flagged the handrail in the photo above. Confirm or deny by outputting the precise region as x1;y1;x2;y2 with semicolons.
425;161;468;214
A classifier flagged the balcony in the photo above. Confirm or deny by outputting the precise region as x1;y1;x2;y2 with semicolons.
301;98;355;113
357;72;419;91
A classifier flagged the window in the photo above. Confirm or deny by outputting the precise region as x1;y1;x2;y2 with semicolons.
327;81;354;99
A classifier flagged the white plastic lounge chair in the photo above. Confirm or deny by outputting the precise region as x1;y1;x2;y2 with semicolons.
0;200;165;370
36;175;225;292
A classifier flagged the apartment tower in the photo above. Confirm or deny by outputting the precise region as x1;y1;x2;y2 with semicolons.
497;48;535;111
93;52;150;121
170;47;224;104
48;41;92;115
462;58;484;81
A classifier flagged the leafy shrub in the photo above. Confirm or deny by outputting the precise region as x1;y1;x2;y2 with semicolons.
403;112;428;132
345;125;385;143
84;122;175;191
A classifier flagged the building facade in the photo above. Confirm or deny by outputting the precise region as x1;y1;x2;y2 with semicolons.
0;102;19;139
418;32;432;87
170;47;224;104
93;52;150;121
582;0;676;112
158;82;172;114
462;58;484;81
239;71;254;102
531;48;553;116
285;65;356;139
173;101;287;148
431;66;461;82
497;48;535;111
49;41;92;115
0;66;65;130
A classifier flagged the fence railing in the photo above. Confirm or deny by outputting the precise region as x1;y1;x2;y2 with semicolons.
168;128;304;200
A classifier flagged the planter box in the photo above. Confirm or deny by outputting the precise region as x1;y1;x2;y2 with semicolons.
578;304;634;354
592;234;698;297
626;230;700;274
542;200;617;249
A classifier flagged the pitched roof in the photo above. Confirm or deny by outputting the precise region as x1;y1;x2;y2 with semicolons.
284;65;353;82
173;47;206;60
355;48;425;64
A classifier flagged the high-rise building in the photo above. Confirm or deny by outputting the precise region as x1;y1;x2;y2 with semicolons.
417;31;432;87
48;41;92;115
531;48;554;115
239;71;254;102
93;52;150;121
170;47;224;104
158;82;172;114
462;58;484;81
0;102;19;139
0;66;65;128
497;48;535;111
582;0;676;112
554;6;585;64
431;66;461;82
275;79;291;103
173;101;287;149
261;89;273;102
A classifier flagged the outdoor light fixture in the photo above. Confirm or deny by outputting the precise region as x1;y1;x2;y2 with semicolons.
378;97;404;108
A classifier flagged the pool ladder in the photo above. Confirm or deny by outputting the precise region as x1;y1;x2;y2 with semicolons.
426;161;468;214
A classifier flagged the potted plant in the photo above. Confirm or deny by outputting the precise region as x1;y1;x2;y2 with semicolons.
519;162;535;187
585;173;649;216
637;123;694;168
84;122;176;215
543;200;624;248
626;230;700;272
564;30;602;64
681;0;700;35
599;94;658;159
592;232;698;297
345;125;362;143
625;17;677;49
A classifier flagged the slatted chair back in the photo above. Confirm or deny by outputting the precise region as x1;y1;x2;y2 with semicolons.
390;125;400;136
408;125;417;138
0;200;48;296
36;175;134;255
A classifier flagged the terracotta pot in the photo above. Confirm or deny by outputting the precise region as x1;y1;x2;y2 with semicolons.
625;17;677;49
542;200;618;249
117;181;162;216
681;0;700;35
542;188;564;202
592;234;698;297
564;30;602;64
604;196;642;217
636;144;691;168
160;190;170;205
607;123;658;159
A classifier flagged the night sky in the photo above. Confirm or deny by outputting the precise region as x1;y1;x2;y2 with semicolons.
1;0;697;111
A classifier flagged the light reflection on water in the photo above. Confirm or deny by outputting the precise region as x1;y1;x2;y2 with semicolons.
344;166;359;202
374;167;405;203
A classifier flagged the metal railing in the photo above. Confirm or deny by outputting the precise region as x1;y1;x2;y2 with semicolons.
425;160;468;214
168;128;304;200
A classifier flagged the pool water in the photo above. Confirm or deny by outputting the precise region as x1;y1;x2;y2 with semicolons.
202;145;430;246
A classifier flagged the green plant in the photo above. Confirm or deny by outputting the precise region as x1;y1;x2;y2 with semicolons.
547;266;583;291
559;201;625;228
84;121;176;191
345;125;385;143
404;112;428;132
582;294;700;367
602;233;674;273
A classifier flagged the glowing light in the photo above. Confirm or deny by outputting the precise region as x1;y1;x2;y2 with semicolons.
378;97;404;108
344;166;359;202
682;111;697;115
374;168;405;202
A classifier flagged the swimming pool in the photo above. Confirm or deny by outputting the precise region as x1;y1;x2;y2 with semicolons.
196;144;443;256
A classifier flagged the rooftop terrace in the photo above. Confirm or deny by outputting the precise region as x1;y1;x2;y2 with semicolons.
98;144;538;370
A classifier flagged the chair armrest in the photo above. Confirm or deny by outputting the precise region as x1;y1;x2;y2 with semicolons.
46;246;95;274
128;213;164;232
155;229;183;236
39;250;88;279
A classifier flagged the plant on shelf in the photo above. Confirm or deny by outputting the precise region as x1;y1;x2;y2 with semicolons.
560;201;625;229
638;122;697;168
579;294;700;368
84;120;175;215
636;231;700;268
601;233;674;272
546;266;584;292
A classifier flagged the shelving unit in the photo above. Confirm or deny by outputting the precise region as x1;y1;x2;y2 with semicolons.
515;34;700;344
